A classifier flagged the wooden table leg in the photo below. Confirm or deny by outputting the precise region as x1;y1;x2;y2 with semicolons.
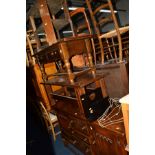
60;42;75;83
85;38;96;75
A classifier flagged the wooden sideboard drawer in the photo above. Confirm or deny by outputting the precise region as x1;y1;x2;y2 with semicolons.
71;118;89;135
57;111;89;135
52;94;81;116
62;130;92;155
71;130;91;144
57;112;73;130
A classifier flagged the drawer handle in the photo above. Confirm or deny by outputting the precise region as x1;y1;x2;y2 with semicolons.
117;140;121;146
85;148;90;153
68;120;73;129
73;140;77;144
92;140;96;145
101;136;113;144
81;126;87;131
101;136;106;140
84;138;87;142
109;139;113;144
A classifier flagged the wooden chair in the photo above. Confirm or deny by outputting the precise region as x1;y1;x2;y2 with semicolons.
69;7;97;65
69;8;92;36
85;0;129;64
46;0;75;39
39;101;61;141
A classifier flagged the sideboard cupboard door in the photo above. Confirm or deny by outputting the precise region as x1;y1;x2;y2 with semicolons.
93;131;128;155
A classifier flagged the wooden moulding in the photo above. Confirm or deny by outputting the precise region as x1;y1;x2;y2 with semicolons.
119;94;129;150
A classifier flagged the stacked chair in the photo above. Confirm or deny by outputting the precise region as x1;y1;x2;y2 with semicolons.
85;0;129;64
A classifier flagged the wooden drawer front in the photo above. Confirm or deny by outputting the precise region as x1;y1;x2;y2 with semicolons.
53;95;80;116
62;130;92;155
57;113;73;130
71;130;91;144
57;112;89;136
72;118;89;135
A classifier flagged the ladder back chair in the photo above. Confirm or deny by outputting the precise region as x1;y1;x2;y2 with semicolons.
85;0;129;64
39;101;61;141
69;7;97;65
46;0;75;39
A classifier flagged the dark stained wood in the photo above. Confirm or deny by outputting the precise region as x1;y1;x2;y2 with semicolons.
42;73;108;88
39;70;128;154
90;108;128;155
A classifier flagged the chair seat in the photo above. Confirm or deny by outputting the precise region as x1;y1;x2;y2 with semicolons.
99;26;129;39
49;113;58;123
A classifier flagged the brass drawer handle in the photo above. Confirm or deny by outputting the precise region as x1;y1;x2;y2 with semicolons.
68;120;74;128
92;140;96;145
81;126;87;131
73;140;77;144
85;148;90;153
109;139;113;144
117;140;121;146
101;135;113;144
84;138;87;142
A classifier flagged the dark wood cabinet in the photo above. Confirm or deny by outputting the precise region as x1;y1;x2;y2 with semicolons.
42;73;128;155
90;122;128;155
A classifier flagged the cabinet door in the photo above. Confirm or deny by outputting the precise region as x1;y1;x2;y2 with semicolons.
93;131;128;155
94;132;117;155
